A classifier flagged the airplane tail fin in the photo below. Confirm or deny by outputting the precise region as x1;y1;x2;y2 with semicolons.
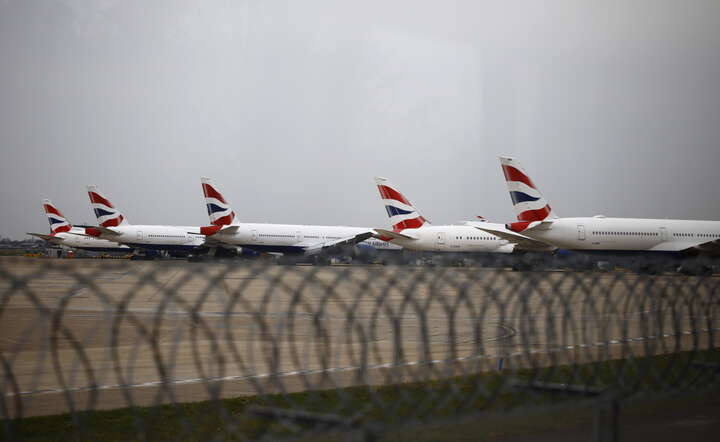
43;199;72;234
86;185;129;227
374;177;429;231
499;157;558;222
201;177;236;226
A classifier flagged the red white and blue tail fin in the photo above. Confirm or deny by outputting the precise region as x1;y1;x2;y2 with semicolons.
499;157;558;222
86;185;129;227
375;177;429;231
201;177;236;226
43;199;72;234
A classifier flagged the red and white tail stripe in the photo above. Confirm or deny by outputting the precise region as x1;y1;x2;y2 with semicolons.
201;177;236;227
375;177;429;231
86;185;128;227
43;199;72;234
499;157;557;229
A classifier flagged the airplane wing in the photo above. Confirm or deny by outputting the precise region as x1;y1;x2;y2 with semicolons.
685;239;720;255
373;228;419;241
65;231;92;237
474;227;556;252
643;239;720;254
304;231;375;255
27;232;60;242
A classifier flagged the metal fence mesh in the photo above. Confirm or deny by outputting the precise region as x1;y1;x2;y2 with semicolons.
1;257;719;440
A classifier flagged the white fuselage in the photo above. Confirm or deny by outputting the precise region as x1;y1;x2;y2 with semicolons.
385;223;515;253
51;228;131;252
96;225;207;252
523;217;720;253
210;223;402;254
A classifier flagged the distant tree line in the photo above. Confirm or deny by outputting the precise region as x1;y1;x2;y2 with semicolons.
0;237;45;249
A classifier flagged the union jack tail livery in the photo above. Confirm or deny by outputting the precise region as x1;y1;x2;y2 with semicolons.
201;177;236;226
375;177;429;231
43;199;72;234
500;157;558;224
86;185;128;227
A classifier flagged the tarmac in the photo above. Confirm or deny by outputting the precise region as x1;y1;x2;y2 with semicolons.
0;256;717;418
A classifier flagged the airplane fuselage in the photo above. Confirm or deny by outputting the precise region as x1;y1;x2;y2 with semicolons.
94;225;207;252
522;217;720;254
210;223;402;255
50;228;132;253
385;223;515;253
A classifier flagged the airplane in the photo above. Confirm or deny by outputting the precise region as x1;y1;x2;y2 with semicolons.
27;199;132;254
83;186;209;257
372;177;552;254
194;177;401;260
476;156;720;269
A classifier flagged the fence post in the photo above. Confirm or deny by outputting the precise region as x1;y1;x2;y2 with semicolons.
593;398;619;442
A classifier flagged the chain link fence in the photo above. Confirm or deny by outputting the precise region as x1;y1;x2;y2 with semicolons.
1;256;719;440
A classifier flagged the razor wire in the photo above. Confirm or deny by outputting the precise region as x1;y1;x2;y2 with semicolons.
0;256;719;440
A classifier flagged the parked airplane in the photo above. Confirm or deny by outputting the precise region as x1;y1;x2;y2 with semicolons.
372;177;550;253
195;177;399;258
84;186;208;257
27;199;132;253
477;157;720;258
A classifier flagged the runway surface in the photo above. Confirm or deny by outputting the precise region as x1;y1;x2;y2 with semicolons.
1;257;718;417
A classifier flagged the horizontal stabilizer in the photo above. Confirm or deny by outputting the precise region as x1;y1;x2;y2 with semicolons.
305;231;375;255
373;228;418;241
219;225;240;234
85;226;121;237
528;220;554;231
96;226;121;236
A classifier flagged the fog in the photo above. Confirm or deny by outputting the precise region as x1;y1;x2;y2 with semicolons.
2;0;719;238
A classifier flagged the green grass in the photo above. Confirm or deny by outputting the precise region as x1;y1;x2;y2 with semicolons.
3;350;719;441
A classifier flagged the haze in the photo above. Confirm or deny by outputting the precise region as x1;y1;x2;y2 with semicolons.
1;0;719;239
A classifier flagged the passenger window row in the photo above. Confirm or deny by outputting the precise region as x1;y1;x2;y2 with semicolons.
673;233;719;238
593;231;658;236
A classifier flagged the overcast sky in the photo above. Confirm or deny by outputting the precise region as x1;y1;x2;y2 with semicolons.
2;0;719;239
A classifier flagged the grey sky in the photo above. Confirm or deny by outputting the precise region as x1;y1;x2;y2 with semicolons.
2;0;719;239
